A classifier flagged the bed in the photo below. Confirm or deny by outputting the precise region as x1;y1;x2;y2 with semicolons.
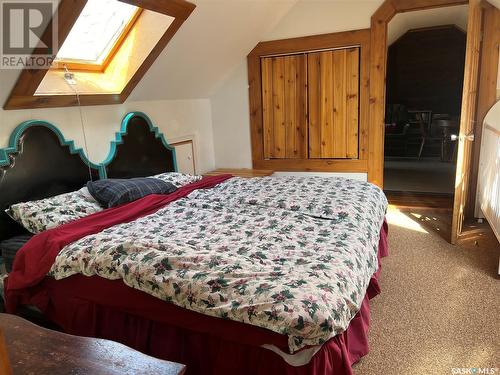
0;112;388;375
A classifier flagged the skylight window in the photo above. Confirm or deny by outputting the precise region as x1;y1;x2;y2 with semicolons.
5;0;195;109
55;0;139;66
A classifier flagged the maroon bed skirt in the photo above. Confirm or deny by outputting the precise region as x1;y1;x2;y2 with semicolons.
20;221;388;375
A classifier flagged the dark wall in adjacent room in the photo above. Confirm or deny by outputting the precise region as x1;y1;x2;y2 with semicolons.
386;25;467;116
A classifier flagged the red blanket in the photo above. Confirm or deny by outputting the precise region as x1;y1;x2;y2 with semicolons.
5;174;233;313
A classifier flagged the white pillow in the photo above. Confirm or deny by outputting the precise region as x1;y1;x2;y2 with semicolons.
6;187;103;234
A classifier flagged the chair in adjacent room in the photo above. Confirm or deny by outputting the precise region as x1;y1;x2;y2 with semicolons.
416;112;444;159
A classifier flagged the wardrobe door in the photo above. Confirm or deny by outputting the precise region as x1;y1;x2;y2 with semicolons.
308;47;360;159
261;54;307;159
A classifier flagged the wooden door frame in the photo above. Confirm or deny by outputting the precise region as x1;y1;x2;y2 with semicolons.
451;0;486;243
371;0;493;243
368;0;468;187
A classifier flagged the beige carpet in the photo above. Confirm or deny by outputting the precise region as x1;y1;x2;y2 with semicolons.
353;208;500;374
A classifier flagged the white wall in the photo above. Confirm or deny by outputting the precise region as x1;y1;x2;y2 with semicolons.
476;101;500;241
210;0;383;173
211;62;253;168
0;71;215;173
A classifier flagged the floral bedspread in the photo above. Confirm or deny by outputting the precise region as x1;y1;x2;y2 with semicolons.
49;176;387;353
6;188;103;234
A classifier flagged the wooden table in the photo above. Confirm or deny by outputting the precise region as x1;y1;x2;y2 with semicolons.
204;168;274;178
0;313;186;375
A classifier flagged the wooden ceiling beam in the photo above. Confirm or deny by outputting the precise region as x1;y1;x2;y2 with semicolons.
119;0;196;20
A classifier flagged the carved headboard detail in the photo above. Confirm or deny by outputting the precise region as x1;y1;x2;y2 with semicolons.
101;112;177;179
0;112;177;241
0;122;100;241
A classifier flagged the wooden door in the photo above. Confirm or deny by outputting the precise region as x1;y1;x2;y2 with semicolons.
308;48;360;159
261;54;307;159
451;0;483;244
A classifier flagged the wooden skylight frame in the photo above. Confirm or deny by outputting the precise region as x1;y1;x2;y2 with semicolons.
52;7;144;73
3;0;196;110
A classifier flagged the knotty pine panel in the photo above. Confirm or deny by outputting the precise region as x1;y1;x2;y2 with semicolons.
308;48;360;159
261;55;307;159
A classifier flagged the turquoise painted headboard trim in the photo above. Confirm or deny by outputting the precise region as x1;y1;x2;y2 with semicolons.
0;120;105;176
99;111;178;178
0;112;178;180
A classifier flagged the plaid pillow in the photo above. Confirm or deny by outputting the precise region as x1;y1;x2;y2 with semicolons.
87;178;177;208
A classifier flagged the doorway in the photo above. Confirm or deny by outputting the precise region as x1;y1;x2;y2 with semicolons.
371;0;487;243
383;6;468;211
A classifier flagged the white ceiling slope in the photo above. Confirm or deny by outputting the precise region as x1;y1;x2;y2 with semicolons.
263;0;384;41
488;0;500;9
129;0;297;101
388;5;468;45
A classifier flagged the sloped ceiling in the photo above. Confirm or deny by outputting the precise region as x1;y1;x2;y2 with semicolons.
0;70;19;109
132;0;474;101
263;0;383;41
4;0;494;104
129;0;297;101
388;4;468;45
1;0;296;106
487;0;500;9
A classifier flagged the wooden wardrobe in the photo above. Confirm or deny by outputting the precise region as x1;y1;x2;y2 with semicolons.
248;29;370;173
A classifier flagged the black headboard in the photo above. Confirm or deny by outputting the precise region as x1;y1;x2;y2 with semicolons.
0;122;100;242
102;112;177;179
0;112;178;242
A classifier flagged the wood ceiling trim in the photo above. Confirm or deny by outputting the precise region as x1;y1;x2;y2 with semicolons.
120;0;196;20
249;29;371;57
3;0;195;110
6;0;87;100
4;94;123;110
